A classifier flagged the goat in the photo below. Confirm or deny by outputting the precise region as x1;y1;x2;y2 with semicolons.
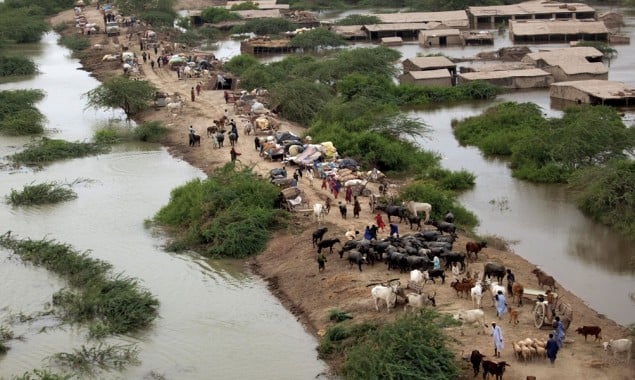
508;306;519;325
317;238;340;254
602;338;632;363
575;326;602;342
470;350;486;377
471;281;484;309
371;284;398;313
482;360;510;380
466;241;487;260
423;269;445;285
403;291;436;312
451;279;473;298
531;268;557;290
312;227;328;248
453;309;488;335
402;200;432;223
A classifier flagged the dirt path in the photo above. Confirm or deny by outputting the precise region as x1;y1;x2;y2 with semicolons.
51;6;634;379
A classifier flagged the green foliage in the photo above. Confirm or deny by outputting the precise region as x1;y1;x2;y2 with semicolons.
137;10;177;27
400;181;478;228
58;35;90;53
223;54;260;77
230;1;259;10
317;321;378;358
197;26;221;41
11;368;73;380
7;181;77;206
570;159;635;239
154;165;286;258
0;233;159;335
230;18;295;36
84;76;157;119
114;0;176;15
329;309;353;322
0;6;50;43
0;55;38;77
336;14;380;25
289;28;347;50
93;128;121;144
200;7;241;24
94;121;168;144
10;138;109;167
268;79;332;125
175;15;190;29
423;168;476;191
50;343;139;374
4;0;75;15
339;310;458;379
575;41;618;60
0;89;45;135
133;121;168;142
174;30;204;47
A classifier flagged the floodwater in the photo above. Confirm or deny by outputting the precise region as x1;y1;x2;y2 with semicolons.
215;7;635;325
0;32;326;378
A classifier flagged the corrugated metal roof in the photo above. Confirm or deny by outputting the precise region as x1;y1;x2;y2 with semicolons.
510;20;608;36
551;80;635;99
403;56;456;69
372;10;468;28
460;68;551;80
469;1;595;17
408;69;452;79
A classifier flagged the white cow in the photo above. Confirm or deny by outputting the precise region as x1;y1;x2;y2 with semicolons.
166;101;183;113
404;292;436;312
453;309;488;335
603;339;632;363
410;269;424;285
371;285;398;313
402;200;432;223
313;203;326;225
485;278;507;306
471;281;484;309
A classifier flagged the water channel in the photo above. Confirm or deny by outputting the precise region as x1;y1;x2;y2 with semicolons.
0;32;326;379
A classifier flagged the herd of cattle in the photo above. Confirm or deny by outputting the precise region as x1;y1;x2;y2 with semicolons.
310;213;633;375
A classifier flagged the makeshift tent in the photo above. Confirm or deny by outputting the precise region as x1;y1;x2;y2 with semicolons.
121;52;134;62
290;144;322;166
168;55;186;66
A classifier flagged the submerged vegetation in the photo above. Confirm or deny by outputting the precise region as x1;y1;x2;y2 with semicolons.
154;164;285;257
94;121;169;144
319;310;459;379
7;181;77;206
0;56;38;77
50;343;140;374
453;102;635;238
0;89;46;135
58;34;90;56
9;138;109;167
0;233;159;336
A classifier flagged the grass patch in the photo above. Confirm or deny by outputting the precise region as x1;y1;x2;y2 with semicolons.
328;309;353;322
11;369;73;380
0;55;38;77
94;121;168;144
154;164;286;258
0;232;159;336
7;181;77;206
9;138;109;167
58;35;90;54
49;343;139;375
0;89;46;136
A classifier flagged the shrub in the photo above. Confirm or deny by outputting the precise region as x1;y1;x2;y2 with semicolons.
230;1;259;10
423;168;476;191
7;181;77;205
58;34;89;53
200;7;241;23
336;14;380;25
230;18;295;36
10;138;109;167
0;7;50;43
133;121;168;142
138;10;176;27
268;79;332;125
0;55;38;77
328;309;353;322
0;89;45;135
224;54;260;77
289;28;347;50
400;181;478;228
154;165;286;258
50;343;139;374
11;368;72;380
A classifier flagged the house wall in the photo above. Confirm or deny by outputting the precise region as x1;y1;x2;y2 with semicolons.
550;85;591;103
420;34;463;46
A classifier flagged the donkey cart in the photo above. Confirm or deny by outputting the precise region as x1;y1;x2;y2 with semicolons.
532;290;573;330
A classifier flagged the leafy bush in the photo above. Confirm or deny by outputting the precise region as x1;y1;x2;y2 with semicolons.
84;76;157;119
0;233;159;336
336;14;380;25
11;368;72;380
289;28;347;50
7;181;77;205
317;321;378;358
94;121;168;144
329;309;353;322
133;121;168;142
0;6;50;43
200;7;241;23
58;34;89;53
10;138;109;167
0;89;45;135
230;18;295;36
268;79;332;125
224;54;260;77
138;10;176;27
0;55;38;77
400;181;479;228
154;165;286;258
423;168;476;191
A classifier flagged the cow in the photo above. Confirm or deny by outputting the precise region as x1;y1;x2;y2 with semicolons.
481;360;510;380
402;200;432;223
431;221;456;235
312;227;328;248
482;262;506;284
470;350;486;377
575;326;602;342
375;204;407;223
347;250;367;272
466;241;487;260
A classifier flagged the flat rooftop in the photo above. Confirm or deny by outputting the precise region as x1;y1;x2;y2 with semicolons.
469;1;595;17
372;10;468;28
551;80;635;100
510;19;608;36
460;68;551;80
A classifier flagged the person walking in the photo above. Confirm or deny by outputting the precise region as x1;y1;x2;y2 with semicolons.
188;126;195;147
150;60;155;69
141;51;147;63
545;333;559;365
495;290;508;319
433;255;441;271
156;56;161;68
353;196;361;218
191;87;195;102
345;186;353;204
363;226;372;241
389;223;399;238
491;322;504;358
506;269;516;295
374;213;386;232
552;316;565;349
196;82;201;96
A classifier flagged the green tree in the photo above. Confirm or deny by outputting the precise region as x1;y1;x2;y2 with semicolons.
335;14;380;25
289;28;346;50
223;54;260;76
230;18;295;36
268;79;332;125
84;76;157;119
200;7;241;23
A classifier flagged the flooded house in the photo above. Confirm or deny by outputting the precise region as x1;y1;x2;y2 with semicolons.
550;80;635;106
381;36;403;46
240;36;299;55
402;56;457;76
522;47;607;82
458;68;553;89
468;0;596;28
510;19;609;43
362;23;435;40
371;10;469;30
399;69;453;87
596;11;624;29
419;29;463;47
462;30;495;45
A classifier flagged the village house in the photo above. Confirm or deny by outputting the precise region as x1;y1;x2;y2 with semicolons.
371;10;469;29
399;69;453;87
418;29;463;47
381;36;403;46
510;19;609;43
402;56;457;76
522;46;607;82
329;25;367;40
458;68;553;89
468;0;596;28
550;79;635;106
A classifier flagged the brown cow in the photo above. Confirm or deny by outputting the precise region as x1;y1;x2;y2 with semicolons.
466;241;487;260
575;326;602;342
